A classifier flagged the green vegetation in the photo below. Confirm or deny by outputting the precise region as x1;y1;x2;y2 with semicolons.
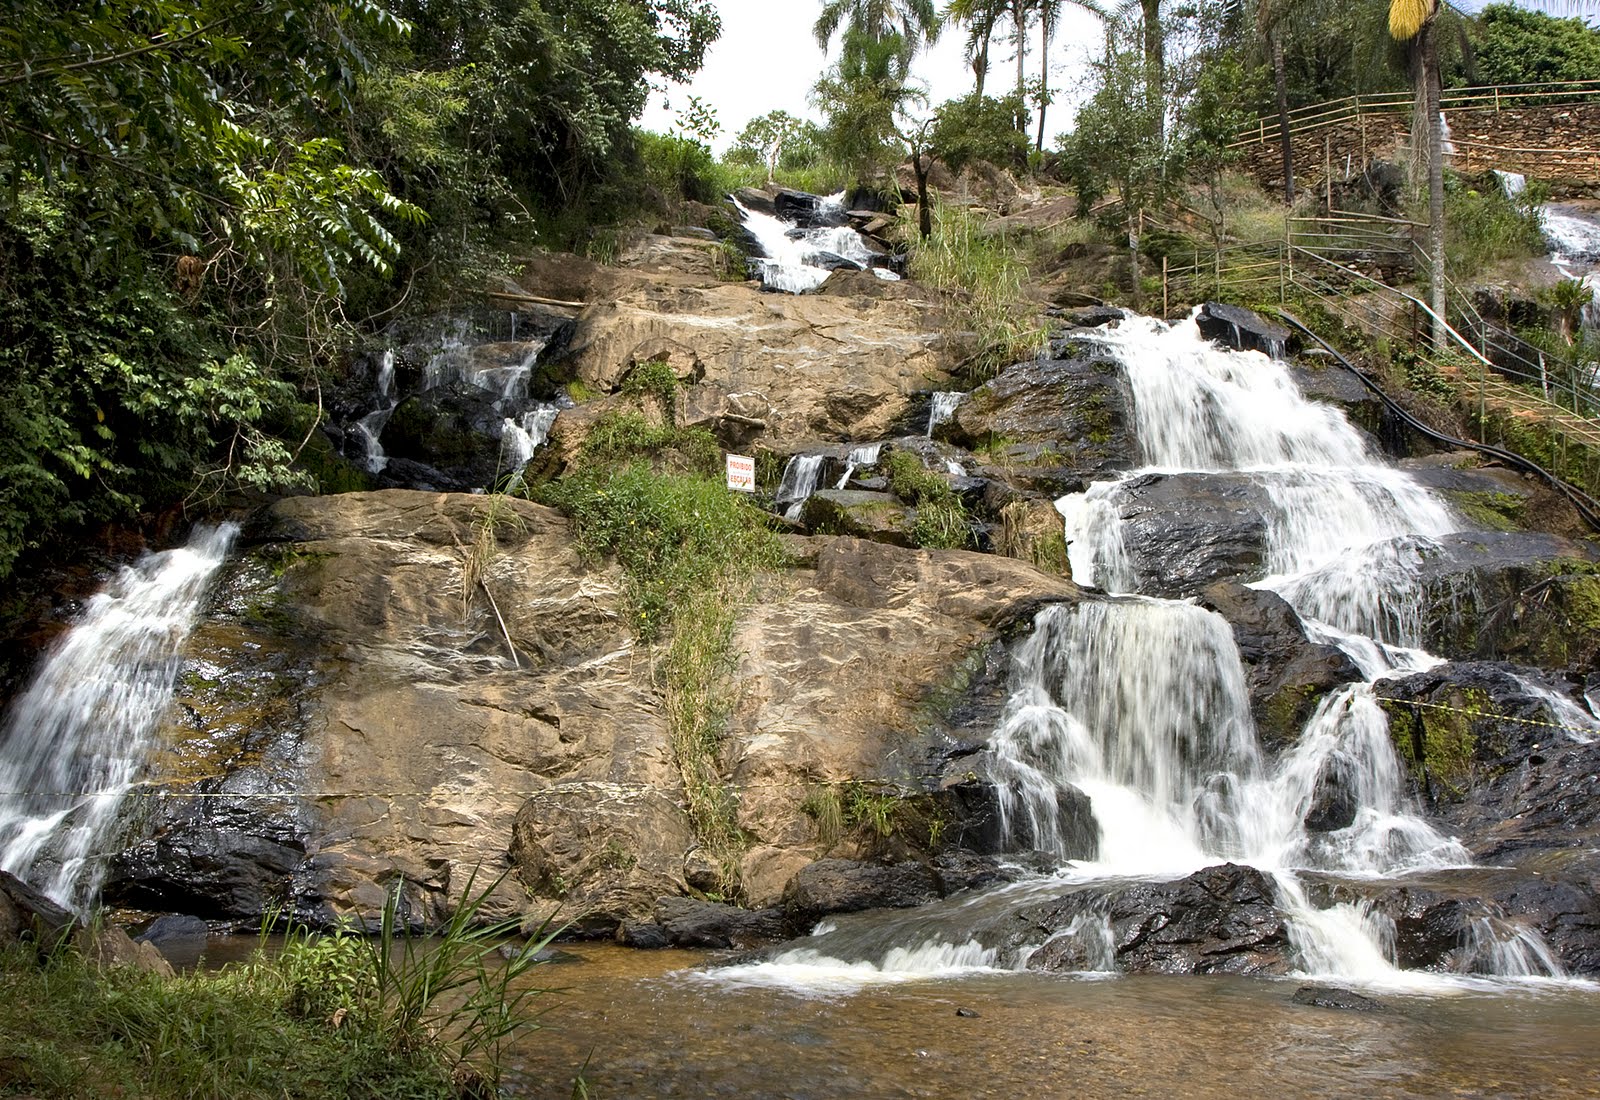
0;876;556;1098
1443;175;1548;277
619;357;681;403
0;0;722;587
1472;3;1600;86
907;205;1046;379
1382;690;1487;797
1445;489;1528;532
928;93;1031;173
801;780;947;853
885;450;975;549
536;412;783;889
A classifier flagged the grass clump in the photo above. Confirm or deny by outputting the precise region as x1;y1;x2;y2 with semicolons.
618;357;679;402
907;203;1048;380
535;412;784;891
0;875;556;1099
885;451;974;550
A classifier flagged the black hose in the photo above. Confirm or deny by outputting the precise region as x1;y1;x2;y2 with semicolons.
1275;308;1600;534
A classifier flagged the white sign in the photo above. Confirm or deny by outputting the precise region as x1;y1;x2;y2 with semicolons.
725;453;756;493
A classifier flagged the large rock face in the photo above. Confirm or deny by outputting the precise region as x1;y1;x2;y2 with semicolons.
105;493;1077;928
555;280;958;454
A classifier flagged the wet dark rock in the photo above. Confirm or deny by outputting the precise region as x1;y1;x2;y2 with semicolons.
1196;303;1292;357
730;188;776;217
136;913;210;947
620;897;788;949
955;1007;981;1018
378;384;525;492
1410;531;1598;663
774;190;849;229
1051;306;1124;336
943;353;1135;476
782;860;941;928
929;850;1028;896
1288;360;1387;440
0;869;74;945
1304;767;1362;833
1198;582;1362;748
1291;984;1386;1011
806;251;865;273
1111;474;1272;596
1013;863;1293;976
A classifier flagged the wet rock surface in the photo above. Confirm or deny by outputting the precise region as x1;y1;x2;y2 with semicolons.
1013;864;1294;976
1291;984;1386;1011
1109;474;1273;596
1196;302;1291;357
1198;582;1362;747
942;353;1136;476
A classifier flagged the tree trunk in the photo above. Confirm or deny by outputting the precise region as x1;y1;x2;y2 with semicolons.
1034;9;1051;153
1423;19;1446;349
1271;30;1293;205
1141;0;1164;144
1013;0;1028;132
915;153;933;240
975;33;989;98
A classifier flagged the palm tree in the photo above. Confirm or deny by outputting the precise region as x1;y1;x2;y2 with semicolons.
1032;0;1107;152
943;0;1005;97
1389;0;1445;347
814;0;943;79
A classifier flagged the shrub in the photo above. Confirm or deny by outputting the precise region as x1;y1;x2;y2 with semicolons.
929;93;1030;174
1473;3;1600;86
885;451;975;549
1444;173;1547;276
907;203;1047;379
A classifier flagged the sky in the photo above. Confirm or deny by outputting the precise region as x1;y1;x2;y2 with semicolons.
638;1;1110;155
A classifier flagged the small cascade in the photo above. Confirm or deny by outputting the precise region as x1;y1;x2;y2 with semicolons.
989;600;1260;872
354;348;398;474
0;525;237;909
926;392;962;437
500;403;561;469
423;324;545;399
776;455;826;520
835;443;882;489
730;195;897;293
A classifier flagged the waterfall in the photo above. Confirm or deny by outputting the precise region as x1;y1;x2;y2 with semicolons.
1029;312;1553;982
501;403;561;469
0;524;237;909
836;443;882;489
926;392;962;437
354;348;398;474
776;455;826;521
730;196;898;293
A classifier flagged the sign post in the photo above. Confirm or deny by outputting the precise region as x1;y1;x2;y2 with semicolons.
725;453;755;493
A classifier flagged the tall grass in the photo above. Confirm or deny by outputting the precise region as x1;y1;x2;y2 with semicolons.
0;874;557;1099
908;203;1048;379
535;413;784;891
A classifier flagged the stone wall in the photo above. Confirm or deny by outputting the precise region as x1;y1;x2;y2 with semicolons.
1237;100;1600;193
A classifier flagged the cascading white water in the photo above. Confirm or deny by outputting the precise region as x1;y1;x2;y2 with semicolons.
0;524;237;909
354;348;399;474
836;443;882;489
1059;315;1460;653
501;404;561;468
776;455;826;520
730;196;897;293
926;392;962;437
1032;312;1562;982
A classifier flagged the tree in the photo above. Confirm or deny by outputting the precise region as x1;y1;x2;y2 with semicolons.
813;30;930;177
731;111;809;181
814;0;942;79
1472;3;1600;85
943;0;1006;96
1390;0;1446;347
1032;0;1108;152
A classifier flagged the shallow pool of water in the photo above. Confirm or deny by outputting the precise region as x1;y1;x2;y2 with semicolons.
506;944;1600;1099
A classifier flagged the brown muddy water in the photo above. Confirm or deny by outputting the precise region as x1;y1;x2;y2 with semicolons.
503;944;1600;1100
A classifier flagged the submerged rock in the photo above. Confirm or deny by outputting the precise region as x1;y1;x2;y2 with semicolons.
619;897;788;950
1291;984;1386;1011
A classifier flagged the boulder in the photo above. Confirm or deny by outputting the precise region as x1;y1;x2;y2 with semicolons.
782;860;941;928
554;279;955;455
1198;581;1362;747
943;353;1136;476
75;926;175;978
1196;302;1291;357
1291;985;1386;1011
0;869;75;945
1011;864;1294;976
618;897;788;949
1105;473;1273;596
800;490;915;546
